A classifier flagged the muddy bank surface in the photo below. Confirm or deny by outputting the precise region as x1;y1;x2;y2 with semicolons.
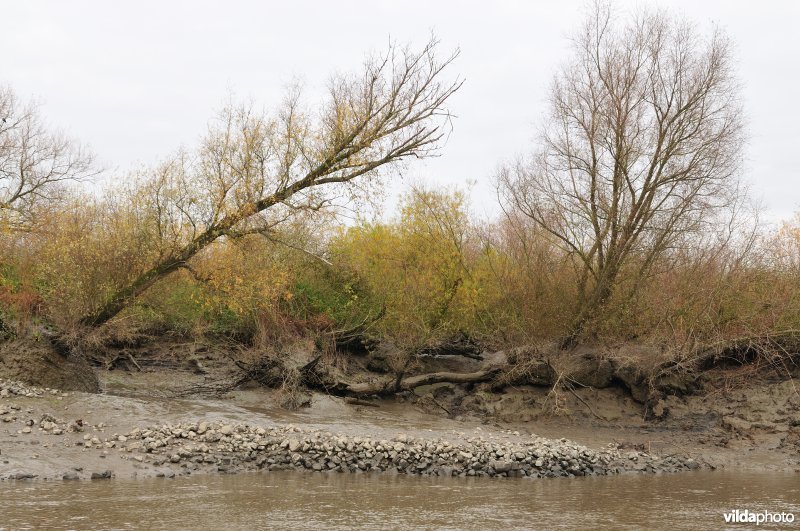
0;377;701;481
1;362;798;481
1;338;799;481
0;339;99;392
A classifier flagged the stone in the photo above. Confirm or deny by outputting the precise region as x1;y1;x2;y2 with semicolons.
491;460;513;473
156;467;176;478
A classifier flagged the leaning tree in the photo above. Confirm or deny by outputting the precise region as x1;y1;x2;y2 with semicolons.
80;39;462;327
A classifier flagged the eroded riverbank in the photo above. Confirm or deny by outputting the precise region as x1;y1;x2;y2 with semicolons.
2;370;798;482
0;378;702;481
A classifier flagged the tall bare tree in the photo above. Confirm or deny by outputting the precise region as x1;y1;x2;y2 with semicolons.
498;4;745;346
0;87;95;231
81;39;462;327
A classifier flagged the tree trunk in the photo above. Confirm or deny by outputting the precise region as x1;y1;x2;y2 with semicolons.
80;258;186;326
332;367;502;397
561;264;618;349
76;40;460;328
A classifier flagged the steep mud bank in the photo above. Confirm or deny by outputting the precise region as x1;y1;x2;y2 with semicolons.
1;363;799;482
0;334;798;481
0;339;99;393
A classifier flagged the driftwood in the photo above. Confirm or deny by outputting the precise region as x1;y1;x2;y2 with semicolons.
127;353;142;372
160;332;800;406
333;367;502;397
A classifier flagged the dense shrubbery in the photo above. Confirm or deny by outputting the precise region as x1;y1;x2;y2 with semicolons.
2;7;800;367
3;178;800;361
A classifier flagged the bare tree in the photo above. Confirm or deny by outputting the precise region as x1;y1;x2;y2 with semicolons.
0;87;95;231
498;4;745;346
81;38;462;327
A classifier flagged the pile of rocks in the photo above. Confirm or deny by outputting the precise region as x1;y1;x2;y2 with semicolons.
113;422;702;478
0;379;65;399
0;383;79;435
0;378;704;480
0;408;87;434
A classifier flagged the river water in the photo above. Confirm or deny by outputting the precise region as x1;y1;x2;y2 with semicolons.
1;471;798;530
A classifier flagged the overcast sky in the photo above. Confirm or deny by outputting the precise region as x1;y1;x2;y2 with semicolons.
3;1;798;221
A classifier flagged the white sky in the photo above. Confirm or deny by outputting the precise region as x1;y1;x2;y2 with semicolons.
3;0;798;221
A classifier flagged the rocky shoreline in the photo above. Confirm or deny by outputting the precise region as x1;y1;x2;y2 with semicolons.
109;421;702;479
0;378;706;481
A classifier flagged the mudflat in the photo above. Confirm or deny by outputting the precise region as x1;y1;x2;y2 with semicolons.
1;363;797;482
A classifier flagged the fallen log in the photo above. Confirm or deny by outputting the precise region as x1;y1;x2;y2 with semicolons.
127;353;143;372
335;367;502;397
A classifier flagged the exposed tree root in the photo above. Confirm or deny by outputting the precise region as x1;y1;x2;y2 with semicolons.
332;367;502;397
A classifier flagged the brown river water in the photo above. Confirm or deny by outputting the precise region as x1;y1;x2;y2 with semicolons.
1;471;798;530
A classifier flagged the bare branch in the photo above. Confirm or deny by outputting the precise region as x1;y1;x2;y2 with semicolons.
0;86;97;231
498;3;746;344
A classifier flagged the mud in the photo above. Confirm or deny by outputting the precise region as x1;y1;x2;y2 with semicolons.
0;377;698;482
0;338;99;392
1;333;799;481
1;361;798;482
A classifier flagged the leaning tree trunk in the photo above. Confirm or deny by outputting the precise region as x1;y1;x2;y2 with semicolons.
80;223;231;326
78;41;460;328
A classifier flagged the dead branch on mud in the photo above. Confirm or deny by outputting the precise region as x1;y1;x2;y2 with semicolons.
334;367;502;397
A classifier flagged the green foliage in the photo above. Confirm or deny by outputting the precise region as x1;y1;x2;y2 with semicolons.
2;170;800;355
290;274;369;326
0;263;21;292
329;187;486;350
